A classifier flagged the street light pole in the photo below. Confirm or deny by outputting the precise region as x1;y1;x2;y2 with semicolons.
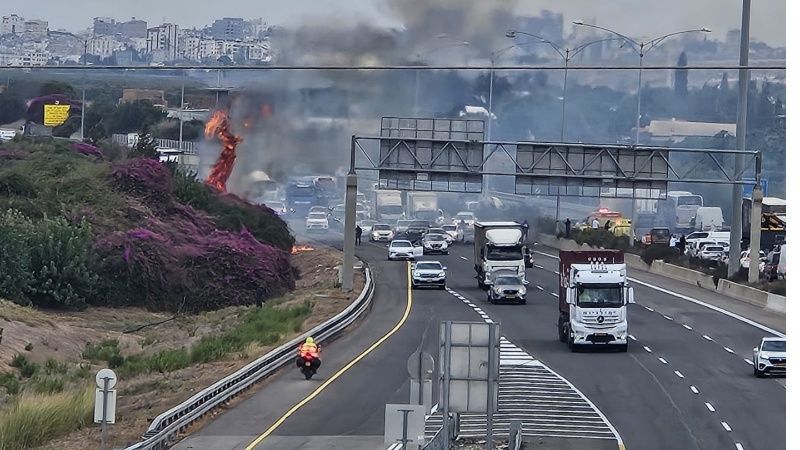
80;39;87;141
635;45;644;145
178;70;185;151
560;49;570;141
729;0;752;277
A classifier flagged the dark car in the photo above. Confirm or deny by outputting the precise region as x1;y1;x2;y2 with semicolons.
649;227;672;246
487;270;528;305
422;232;450;255
406;220;432;243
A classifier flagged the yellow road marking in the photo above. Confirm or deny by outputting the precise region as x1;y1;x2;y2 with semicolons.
244;261;414;450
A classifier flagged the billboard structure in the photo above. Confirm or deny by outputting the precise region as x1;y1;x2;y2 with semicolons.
375;117;485;193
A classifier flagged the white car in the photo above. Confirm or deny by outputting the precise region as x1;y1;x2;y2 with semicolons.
452;211;477;226
305;212;329;233
370;224;395;242
388;240;423;261
441;224;464;243
411;260;447;289
753;337;786;378
699;245;725;261
740;249;767;269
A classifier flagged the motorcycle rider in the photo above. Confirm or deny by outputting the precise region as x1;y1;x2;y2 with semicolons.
296;336;321;372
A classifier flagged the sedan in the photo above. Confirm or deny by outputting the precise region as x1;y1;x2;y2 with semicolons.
411;261;447;289
699;245;725;262
388;240;423;261
370;224;395;242
441;224;464;243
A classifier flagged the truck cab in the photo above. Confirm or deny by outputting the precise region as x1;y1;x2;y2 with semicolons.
474;222;527;289
558;250;634;352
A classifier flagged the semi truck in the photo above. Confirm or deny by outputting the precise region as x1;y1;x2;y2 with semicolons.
406;192;444;225
557;250;635;352
285;181;317;215
474;222;527;289
313;176;340;208
373;190;405;223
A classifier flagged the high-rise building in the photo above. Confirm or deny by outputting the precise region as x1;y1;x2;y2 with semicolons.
211;17;245;41
93;17;116;36
119;18;147;39
147;23;180;61
23;19;48;39
1;14;26;35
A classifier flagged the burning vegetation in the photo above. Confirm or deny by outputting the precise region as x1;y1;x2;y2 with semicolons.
292;245;315;254
204;109;243;192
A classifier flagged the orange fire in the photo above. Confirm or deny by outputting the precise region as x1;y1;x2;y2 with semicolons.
204;109;243;192
291;245;315;254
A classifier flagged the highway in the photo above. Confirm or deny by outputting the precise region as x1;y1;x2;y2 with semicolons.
439;242;785;450
172;218;785;450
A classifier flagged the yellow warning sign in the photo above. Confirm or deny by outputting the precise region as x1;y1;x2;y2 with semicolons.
44;104;71;127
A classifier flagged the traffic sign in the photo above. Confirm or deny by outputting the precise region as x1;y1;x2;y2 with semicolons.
43;104;71;127
95;368;117;390
406;351;434;381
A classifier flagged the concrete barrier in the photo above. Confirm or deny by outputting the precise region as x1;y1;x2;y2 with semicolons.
536;232;786;316
766;294;786;314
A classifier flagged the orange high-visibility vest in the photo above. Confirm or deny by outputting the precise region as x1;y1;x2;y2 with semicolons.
299;343;319;358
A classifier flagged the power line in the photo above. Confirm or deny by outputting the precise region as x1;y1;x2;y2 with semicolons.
0;64;786;71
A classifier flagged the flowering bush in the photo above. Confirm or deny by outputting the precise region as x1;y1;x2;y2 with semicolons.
108;157;173;202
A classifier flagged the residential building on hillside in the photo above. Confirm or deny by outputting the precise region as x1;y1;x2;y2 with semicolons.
211;17;245;41
93;17;115;36
1;14;25;35
23;20;48;39
147;23;179;62
118;18;147;38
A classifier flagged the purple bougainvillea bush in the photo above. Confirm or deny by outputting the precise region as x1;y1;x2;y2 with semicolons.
108;157;173;205
94;205;294;313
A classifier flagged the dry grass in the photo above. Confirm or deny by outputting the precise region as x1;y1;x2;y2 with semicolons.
0;245;364;450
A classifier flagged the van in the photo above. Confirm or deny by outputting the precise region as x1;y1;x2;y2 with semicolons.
777;244;786;280
694;207;725;231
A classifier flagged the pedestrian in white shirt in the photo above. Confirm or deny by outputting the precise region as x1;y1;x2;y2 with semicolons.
592;218;600;229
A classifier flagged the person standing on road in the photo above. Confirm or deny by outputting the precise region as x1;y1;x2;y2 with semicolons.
565;218;572;238
592;218;600;229
355;225;362;245
522;219;529;242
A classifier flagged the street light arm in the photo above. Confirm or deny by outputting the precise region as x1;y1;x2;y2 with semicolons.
573;21;640;53
641;28;711;55
567;37;626;61
506;30;566;60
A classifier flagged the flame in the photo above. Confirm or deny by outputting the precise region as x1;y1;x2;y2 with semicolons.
291;245;315;254
204;109;243;192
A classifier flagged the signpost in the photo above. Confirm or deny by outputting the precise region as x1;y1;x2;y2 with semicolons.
743;178;768;198
94;369;117;450
384;404;426;450
43;101;71;127
407;351;434;412
439;321;500;450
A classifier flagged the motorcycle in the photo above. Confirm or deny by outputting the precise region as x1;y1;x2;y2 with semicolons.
298;354;320;380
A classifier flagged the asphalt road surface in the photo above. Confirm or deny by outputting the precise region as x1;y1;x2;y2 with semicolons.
439;242;785;450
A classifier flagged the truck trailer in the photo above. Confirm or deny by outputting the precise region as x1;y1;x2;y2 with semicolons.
558;250;634;352
406;192;444;225
373;190;405;223
473;222;527;289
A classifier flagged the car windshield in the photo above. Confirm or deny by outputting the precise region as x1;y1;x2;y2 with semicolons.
416;262;442;270
374;224;391;231
308;213;327;220
396;221;412;227
410;221;430;228
455;213;474;220
443;225;456;231
361;221;377;226
486;245;523;261
425;234;446;241
392;241;412;248
495;276;522;285
576;284;623;308
762;340;786;352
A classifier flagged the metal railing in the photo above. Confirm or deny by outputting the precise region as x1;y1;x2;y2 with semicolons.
420;414;458;450
122;268;375;450
111;134;198;153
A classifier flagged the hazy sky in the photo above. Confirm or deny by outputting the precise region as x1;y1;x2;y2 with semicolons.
3;0;787;47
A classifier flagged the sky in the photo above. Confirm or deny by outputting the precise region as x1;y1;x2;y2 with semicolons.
3;0;787;47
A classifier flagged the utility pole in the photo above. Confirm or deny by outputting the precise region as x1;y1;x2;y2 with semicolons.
729;0;751;277
80;39;87;140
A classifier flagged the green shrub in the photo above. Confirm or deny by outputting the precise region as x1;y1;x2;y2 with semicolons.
573;228;631;250
0;372;20;395
25;215;99;310
641;245;681;265
31;377;66;394
148;348;191;374
82;339;121;363
0;209;34;305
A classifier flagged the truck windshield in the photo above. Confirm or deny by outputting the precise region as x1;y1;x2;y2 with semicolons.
289;186;315;196
576;285;623;308
415;210;439;221
486;245;523;261
378;205;404;215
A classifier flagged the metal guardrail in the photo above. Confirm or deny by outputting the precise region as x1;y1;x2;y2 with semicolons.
509;420;523;450
111;134;198;153
122;268;375;450
420;414;457;450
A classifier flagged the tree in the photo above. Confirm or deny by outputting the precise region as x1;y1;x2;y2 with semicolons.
0;93;25;125
39;81;77;99
674;51;688;98
130;127;160;160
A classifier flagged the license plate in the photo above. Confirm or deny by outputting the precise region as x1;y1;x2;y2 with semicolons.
594;333;608;337
305;361;311;366
505;294;515;298
776;363;786;367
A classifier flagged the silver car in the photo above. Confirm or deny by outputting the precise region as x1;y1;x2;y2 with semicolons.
487;270;528;305
411;261;447;289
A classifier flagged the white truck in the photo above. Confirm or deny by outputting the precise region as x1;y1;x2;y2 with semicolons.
373;190;405;223
407;192;444;225
474;222;527;289
557;250;635;352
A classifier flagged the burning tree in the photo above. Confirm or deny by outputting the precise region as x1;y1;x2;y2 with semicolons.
205;109;242;192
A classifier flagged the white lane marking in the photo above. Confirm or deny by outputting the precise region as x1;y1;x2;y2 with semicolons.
682;324;693;330
629;335;637;341
663;315;674;321
658;357;668;364
724;347;735;354
460;256;468;261
721;421;732;432
744;359;754;365
552;270;559;275
537;285;544;291
674;370;684;378
735;443;744;450
534;264;544;269
703;335;713;341
643;346;652;353
550;292;559;297
534;251;558;259
626;277;785;338
690;386;699;394
644;306;655;312
705;402;716;412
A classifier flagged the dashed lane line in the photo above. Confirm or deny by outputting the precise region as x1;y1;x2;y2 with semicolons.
690;386;699;394
643;346;652;353
721;422;732;432
658;357;668;365
705;402;716;413
682;324;693;330
674;371;684;378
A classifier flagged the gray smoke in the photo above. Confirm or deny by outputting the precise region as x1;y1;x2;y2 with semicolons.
202;0;523;197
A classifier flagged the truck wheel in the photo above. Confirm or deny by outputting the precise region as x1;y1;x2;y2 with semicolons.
558;318;568;343
568;337;578;353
